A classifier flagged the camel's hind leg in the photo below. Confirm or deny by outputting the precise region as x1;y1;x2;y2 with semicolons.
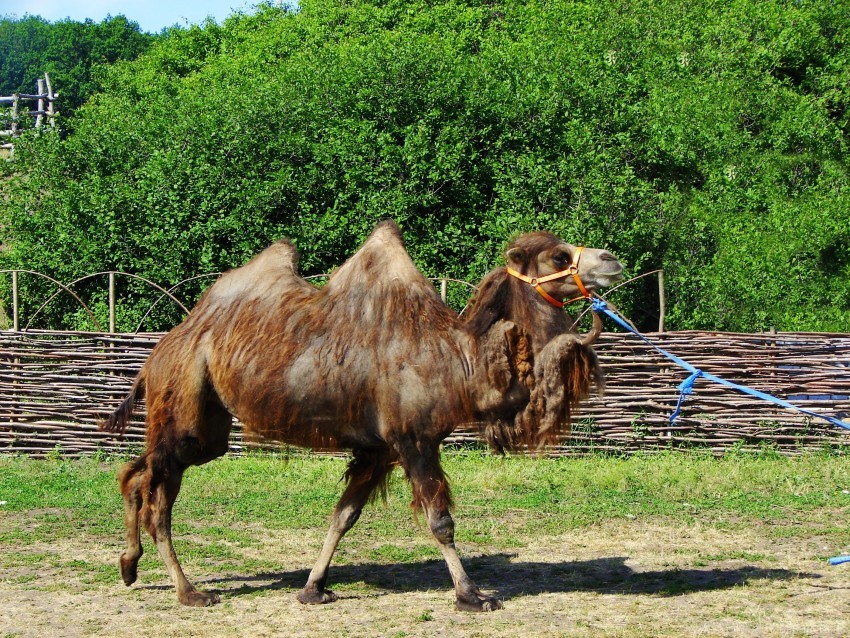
127;399;231;606
117;455;147;586
147;451;223;607
298;447;394;604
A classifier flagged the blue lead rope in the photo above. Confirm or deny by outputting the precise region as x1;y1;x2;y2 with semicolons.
589;298;850;566
590;298;850;431
671;370;703;424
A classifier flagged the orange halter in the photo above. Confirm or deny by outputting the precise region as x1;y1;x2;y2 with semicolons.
506;246;591;309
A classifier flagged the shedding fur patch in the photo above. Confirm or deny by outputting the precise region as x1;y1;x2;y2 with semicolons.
484;333;604;453
343;448;395;506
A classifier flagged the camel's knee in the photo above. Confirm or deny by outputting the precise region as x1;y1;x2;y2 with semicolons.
429;512;455;545
333;505;362;534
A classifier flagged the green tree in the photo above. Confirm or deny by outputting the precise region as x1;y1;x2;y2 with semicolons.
0;14;156;122
2;0;848;333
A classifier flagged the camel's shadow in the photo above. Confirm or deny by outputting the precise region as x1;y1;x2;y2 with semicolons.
187;554;815;602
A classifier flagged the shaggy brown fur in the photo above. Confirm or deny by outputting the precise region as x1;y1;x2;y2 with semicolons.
101;220;621;611
464;231;610;452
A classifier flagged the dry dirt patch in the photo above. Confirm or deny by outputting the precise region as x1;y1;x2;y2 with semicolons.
2;518;850;637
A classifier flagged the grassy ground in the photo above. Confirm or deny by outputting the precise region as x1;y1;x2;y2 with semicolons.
2;449;850;637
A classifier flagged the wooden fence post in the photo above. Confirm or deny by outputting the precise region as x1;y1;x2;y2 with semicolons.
45;73;55;125
108;272;116;333
12;270;19;332
658;269;666;333
440;278;447;303
11;94;19;136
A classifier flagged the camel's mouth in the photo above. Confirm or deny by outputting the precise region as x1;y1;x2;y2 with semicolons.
585;250;624;288
586;264;624;289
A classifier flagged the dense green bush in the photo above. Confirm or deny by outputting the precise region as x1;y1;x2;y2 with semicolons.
1;0;848;332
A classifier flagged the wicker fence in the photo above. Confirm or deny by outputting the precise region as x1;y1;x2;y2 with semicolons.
1;328;849;457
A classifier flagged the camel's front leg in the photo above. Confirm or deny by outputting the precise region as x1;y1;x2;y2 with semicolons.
298;449;393;604
430;506;503;611
398;443;503;612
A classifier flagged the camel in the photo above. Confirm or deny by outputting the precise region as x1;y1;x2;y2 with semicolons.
101;220;623;611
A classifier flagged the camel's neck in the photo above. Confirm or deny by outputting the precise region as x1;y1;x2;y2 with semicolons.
464;269;572;352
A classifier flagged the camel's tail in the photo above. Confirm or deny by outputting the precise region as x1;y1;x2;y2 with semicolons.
100;372;146;436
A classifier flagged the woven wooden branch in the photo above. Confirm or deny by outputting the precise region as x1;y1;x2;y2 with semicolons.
1;329;848;457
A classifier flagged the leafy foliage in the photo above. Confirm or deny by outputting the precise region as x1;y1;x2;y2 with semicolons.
0;14;155;123
1;0;849;332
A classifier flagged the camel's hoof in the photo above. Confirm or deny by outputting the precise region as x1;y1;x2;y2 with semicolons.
297;587;338;605
456;592;504;612
119;553;139;586
179;589;221;607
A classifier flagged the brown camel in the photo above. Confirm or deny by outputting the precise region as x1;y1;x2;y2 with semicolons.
101;220;623;611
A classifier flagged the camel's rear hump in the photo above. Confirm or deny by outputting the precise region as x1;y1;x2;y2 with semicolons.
326;220;431;294
202;239;309;306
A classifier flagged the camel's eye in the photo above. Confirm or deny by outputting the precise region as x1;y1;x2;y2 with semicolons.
553;251;570;267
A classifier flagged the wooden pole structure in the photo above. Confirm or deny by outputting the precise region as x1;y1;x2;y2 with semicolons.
440;278;448;303
36;78;45;128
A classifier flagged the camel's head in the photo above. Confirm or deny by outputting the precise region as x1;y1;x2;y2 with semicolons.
506;232;624;303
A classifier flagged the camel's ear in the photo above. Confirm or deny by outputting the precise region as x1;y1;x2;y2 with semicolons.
506;246;528;267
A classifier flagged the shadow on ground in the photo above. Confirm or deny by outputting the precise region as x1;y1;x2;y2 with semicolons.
180;554;816;602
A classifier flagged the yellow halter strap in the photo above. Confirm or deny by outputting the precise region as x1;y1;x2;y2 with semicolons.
506;246;591;309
